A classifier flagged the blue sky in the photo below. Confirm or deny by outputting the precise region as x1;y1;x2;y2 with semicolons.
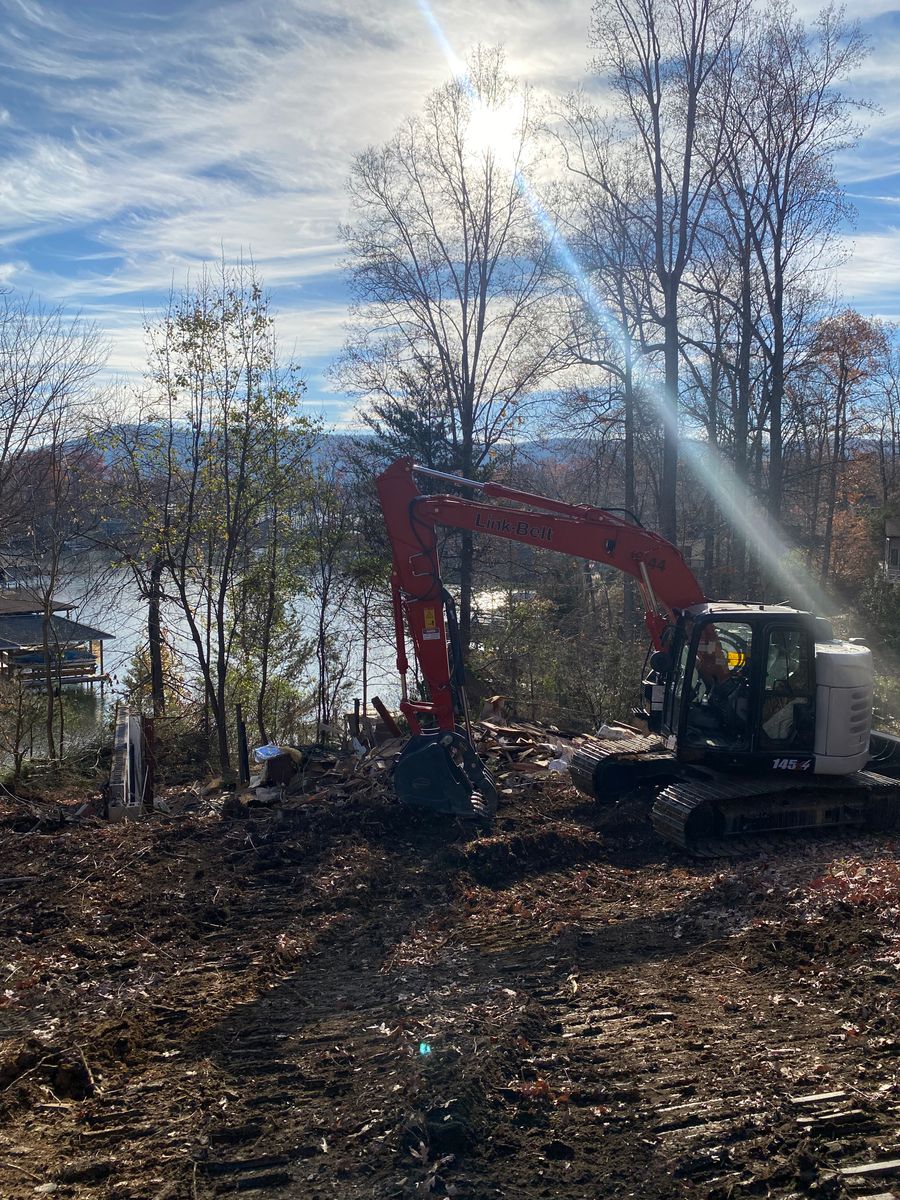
2;0;900;426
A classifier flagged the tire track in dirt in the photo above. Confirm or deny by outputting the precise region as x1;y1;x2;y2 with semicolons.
1;784;899;1199
444;825;900;1200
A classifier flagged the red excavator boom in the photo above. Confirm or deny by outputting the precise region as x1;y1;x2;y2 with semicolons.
376;457;705;740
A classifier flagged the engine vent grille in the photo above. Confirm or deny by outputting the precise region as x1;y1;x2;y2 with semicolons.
849;688;873;736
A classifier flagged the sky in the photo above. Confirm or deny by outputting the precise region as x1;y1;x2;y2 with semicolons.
2;0;900;427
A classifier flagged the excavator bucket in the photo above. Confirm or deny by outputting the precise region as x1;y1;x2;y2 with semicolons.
392;730;497;819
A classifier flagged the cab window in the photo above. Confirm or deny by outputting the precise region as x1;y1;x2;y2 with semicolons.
760;627;815;750
682;620;753;750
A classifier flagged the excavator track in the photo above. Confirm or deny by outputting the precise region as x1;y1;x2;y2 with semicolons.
569;732;676;799
570;736;900;855
651;769;900;856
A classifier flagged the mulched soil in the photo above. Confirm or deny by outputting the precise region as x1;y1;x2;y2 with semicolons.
1;754;899;1199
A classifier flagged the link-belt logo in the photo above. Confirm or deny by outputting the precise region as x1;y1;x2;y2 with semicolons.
474;512;553;542
772;758;813;771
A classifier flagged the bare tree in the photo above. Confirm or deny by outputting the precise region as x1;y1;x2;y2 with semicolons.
305;456;354;742
809;310;888;584
869;341;900;506
716;3;868;531
549;118;661;617
0;296;107;762
146;260;309;774
0;293;104;558
589;0;745;542
337;45;565;653
14;430;109;760
0;676;42;783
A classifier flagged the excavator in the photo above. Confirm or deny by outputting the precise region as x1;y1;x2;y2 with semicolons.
376;456;900;853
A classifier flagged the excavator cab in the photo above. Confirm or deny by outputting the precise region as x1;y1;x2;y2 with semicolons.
659;605;827;770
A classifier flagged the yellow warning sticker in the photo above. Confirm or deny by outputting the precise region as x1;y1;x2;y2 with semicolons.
422;606;440;640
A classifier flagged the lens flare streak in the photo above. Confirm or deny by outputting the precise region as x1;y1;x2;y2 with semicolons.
412;0;835;617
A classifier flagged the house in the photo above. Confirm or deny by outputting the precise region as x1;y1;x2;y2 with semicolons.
885;518;900;583
0;588;113;688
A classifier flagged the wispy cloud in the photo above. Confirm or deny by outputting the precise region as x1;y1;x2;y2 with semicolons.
1;0;898;420
0;0;594;416
835;230;900;309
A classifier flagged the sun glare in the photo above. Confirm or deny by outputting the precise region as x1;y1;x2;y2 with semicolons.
414;0;844;625
466;97;524;171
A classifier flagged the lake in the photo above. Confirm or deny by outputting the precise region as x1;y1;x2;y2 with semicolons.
17;556;402;757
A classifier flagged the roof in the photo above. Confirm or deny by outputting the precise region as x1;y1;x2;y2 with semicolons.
0;614;114;651
686;602;815;618
0;589;76;616
886;518;900;538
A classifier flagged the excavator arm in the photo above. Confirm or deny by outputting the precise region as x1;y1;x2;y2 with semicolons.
377;457;704;729
375;457;705;819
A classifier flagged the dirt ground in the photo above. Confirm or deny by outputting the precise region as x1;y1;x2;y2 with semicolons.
1;760;900;1199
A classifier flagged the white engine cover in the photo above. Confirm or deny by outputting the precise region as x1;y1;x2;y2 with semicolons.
814;641;873;774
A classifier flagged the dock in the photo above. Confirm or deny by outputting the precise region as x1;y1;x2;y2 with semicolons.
0;589;113;688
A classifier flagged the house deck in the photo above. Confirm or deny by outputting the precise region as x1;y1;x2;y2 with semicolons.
0;602;113;688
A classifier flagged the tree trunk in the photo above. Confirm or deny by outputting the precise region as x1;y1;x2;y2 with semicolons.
148;556;165;718
214;671;231;775
256;500;279;744
458;530;474;656
458;432;475;657
733;257;752;593
660;285;679;544
820;373;847;585
703;397;719;581
361;596;369;715
42;606;56;762
767;224;786;542
767;319;785;537
317;585;329;743
622;355;638;630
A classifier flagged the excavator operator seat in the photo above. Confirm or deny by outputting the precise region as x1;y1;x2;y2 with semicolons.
680;618;753;750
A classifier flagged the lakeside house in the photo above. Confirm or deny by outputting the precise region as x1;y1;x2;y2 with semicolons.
885;518;900;584
0;587;113;688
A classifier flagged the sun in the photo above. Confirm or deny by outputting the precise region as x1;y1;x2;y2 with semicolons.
466;96;525;172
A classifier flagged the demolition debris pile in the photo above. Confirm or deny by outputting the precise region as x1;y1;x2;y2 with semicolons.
240;718;584;819
1;721;899;1200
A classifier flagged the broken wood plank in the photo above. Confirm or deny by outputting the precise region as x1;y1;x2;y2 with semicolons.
839;1159;900;1178
789;1090;848;1106
797;1109;873;1130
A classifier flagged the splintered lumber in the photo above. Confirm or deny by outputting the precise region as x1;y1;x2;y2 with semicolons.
839;1160;900;1178
789;1091;848;1106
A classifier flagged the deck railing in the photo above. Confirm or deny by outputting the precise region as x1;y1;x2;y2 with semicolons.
0;647;104;687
